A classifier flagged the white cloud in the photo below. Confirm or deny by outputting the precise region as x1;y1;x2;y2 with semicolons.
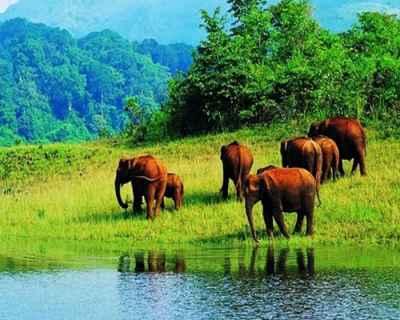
341;1;400;19
0;0;18;13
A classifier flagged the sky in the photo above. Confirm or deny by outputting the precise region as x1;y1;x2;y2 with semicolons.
0;0;17;13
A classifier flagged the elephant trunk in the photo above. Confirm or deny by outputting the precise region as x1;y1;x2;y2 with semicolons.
115;177;128;209
245;199;258;243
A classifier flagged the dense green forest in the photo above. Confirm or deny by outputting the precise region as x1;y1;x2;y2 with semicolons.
0;19;192;146
163;0;400;137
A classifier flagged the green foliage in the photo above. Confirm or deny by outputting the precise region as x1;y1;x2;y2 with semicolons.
166;0;400;136
137;39;194;74
0;19;172;146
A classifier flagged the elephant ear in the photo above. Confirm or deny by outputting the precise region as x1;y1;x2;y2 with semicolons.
128;157;137;169
261;173;275;199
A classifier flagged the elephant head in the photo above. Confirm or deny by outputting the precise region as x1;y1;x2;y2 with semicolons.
256;165;278;175
243;174;265;243
308;120;327;137
115;157;137;209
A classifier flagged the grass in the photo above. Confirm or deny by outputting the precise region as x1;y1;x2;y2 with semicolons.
0;122;399;246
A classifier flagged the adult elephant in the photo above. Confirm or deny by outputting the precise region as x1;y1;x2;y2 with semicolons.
312;135;340;183
308;117;367;176
280;137;322;190
114;155;167;220
244;168;318;242
220;141;254;201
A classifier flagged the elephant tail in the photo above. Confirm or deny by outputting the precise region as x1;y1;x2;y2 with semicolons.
361;126;367;156
311;141;322;207
235;145;243;190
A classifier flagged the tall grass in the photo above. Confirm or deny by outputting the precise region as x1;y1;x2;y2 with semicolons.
0;123;399;246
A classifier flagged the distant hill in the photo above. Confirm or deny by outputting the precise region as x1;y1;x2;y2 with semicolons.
0;19;175;145
1;0;400;44
0;0;225;45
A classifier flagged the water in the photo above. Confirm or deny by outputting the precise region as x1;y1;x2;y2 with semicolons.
0;245;400;320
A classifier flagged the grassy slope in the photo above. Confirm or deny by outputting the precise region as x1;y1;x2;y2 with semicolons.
0;123;399;246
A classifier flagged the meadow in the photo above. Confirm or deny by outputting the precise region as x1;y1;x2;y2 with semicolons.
0;122;399;246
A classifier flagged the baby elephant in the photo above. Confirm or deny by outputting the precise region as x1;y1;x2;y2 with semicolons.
162;173;184;210
244;168;318;242
312;135;340;183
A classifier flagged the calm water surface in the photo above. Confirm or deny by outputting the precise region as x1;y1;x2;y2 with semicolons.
0;245;399;320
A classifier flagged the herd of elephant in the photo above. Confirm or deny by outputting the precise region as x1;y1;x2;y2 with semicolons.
114;117;367;243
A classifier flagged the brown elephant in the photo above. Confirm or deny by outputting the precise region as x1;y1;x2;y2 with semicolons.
257;165;278;175
312;135;340;183
308;117;367;176
114;155;167;220
244;168;318;242
220;141;254;201
280;136;322;190
161;173;184;210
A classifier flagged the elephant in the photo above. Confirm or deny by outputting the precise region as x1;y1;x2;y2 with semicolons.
244;168;318;242
257;165;278;175
220;141;254;201
280;136;322;191
308;117;367;176
161;173;184;210
114;155;167;220
312;135;340;183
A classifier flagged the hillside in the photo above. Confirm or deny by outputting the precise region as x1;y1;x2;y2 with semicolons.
0;19;175;146
1;0;400;44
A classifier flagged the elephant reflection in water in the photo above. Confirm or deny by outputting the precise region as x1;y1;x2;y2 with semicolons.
232;247;315;278
118;251;186;273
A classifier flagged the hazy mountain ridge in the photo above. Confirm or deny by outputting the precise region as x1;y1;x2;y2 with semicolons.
1;0;400;44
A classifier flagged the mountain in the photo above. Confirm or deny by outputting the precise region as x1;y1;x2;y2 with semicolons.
0;18;172;145
1;1;400;44
0;0;225;45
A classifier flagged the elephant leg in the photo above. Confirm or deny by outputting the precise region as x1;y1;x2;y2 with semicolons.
331;165;337;181
145;186;156;220
262;206;274;239
173;192;180;210
305;208;314;236
339;158;345;176
235;180;243;202
154;184;166;217
161;198;165;210
321;161;329;184
132;183;143;213
220;169;229;200
351;158;359;175
272;209;289;239
293;211;305;234
358;147;367;176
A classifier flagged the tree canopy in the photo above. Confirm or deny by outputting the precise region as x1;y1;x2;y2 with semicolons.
0;19;192;145
165;0;400;136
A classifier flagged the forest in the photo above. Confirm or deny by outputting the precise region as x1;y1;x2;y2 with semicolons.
0;18;192;146
1;0;400;146
164;0;400;138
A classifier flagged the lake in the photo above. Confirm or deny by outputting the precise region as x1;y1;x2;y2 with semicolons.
0;243;399;320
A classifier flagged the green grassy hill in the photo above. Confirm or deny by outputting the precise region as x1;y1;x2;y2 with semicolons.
0;123;399;245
